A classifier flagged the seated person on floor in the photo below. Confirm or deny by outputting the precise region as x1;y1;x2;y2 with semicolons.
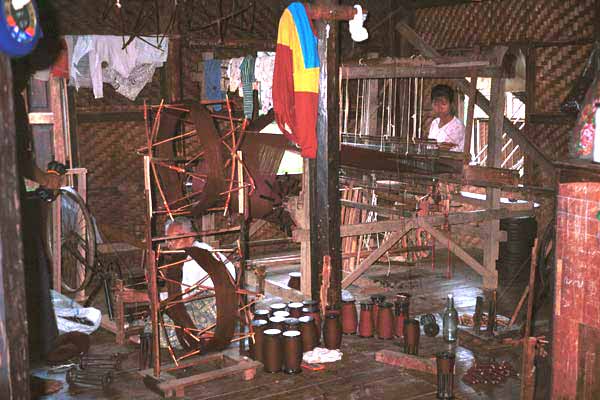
428;84;466;152
161;217;236;349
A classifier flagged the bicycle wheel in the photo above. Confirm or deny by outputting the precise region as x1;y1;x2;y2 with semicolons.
57;187;96;293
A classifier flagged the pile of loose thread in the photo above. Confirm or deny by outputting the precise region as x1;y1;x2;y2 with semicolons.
462;360;518;386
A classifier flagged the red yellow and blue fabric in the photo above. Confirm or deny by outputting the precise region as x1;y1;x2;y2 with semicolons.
273;2;320;158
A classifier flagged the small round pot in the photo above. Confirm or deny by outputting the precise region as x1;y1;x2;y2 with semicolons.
377;302;394;340
288;302;304;318
299;315;318;352
358;302;374;338
273;310;290;319
253;309;271;321
323;313;342;350
371;295;386;333
403;319;420;356
287;272;301;290
250;319;269;362
263;329;283;373
341;299;358;335
283;318;300;331
282;330;303;374
269;303;287;315
268;316;286;331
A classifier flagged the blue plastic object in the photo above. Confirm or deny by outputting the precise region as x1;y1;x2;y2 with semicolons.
0;0;41;57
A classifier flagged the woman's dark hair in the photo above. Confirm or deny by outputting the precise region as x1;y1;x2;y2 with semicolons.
431;84;454;103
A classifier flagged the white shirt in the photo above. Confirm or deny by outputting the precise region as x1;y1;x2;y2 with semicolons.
428;116;465;152
181;241;237;297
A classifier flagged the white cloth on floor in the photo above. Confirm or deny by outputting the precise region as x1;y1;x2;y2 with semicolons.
303;347;343;363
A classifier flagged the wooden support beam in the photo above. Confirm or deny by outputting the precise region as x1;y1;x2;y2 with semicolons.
0;54;29;399
419;220;490;278
294;208;534;242
395;21;554;175
340;62;502;79
310;1;342;305
482;76;504;289
520;337;537;400
340;199;404;217
342;222;414;288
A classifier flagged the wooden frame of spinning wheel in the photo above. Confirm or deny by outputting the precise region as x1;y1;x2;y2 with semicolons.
138;98;261;382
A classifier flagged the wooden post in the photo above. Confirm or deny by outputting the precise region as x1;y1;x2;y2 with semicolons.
482;76;505;292
0;53;29;399
520;336;537;400
300;159;312;297
310;0;342;306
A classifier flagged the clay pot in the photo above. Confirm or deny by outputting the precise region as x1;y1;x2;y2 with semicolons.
323;313;342;350
420;314;440;337
371;295;386;333
377;302;394;340
301;300;321;338
250;319;269;362
341;300;358;335
254;309;271;321
269;303;287;315
394;294;410;338
284;318;300;331
287;272;301;290
403;319;420;356
288;302;304;318
436;351;456;399
358;302;374;338
282;330;303;374
263;329;283;373
268;316;286;331
299;315;318;352
273;310;290;319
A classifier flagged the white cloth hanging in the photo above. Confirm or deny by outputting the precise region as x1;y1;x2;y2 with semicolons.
68;35;168;100
254;51;275;115
227;57;244;95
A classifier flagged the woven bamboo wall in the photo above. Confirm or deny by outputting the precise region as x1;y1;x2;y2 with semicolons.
415;0;596;163
75;73;163;241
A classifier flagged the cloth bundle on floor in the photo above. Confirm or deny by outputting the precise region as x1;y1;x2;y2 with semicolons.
273;2;320;158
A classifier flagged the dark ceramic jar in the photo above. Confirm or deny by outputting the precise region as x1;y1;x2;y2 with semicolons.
403;319;420;356
284;317;300;331
269;303;287;315
298;315;318;352
263;329;283;373
358;302;374;338
323;313;342;350
371;295;386;333
254;309;271;321
341;299;358;335
282;330;303;374
377;302;394;340
288;302;304;318
287;272;301;290
250;319;269;362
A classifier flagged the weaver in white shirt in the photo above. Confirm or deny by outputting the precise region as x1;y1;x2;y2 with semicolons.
428;84;465;152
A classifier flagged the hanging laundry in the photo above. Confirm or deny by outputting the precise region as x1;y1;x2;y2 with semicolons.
204;59;224;112
273;2;320;159
241;56;256;119
254;51;275;116
68;35;168;100
227;57;244;95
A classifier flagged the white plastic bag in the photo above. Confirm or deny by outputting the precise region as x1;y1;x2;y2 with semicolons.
51;290;102;335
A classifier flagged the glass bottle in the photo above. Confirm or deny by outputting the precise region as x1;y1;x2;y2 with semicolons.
442;294;458;343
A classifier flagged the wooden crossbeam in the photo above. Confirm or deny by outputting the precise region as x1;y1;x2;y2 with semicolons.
342;221;414;288
293;208;533;242
419;220;490;278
